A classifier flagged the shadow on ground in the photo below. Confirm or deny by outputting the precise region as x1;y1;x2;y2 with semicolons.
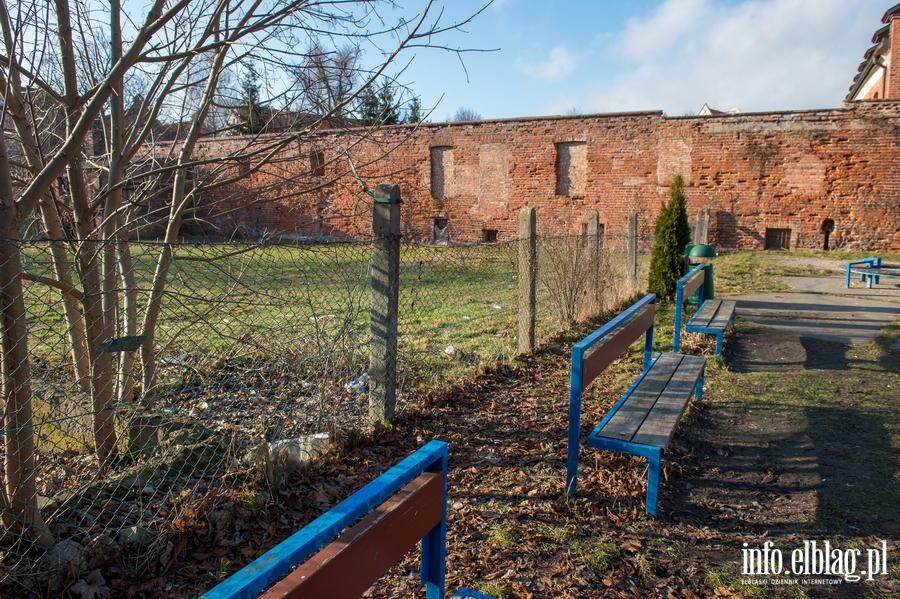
664;325;900;597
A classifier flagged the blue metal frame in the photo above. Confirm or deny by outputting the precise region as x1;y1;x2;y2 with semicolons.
673;264;706;354
844;257;896;288
202;441;449;599
566;294;656;496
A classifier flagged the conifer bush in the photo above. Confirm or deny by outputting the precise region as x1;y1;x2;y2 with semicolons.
648;175;691;301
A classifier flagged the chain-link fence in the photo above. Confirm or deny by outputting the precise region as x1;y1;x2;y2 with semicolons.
0;230;651;594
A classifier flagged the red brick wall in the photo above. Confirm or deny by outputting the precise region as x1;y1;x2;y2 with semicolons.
889;17;900;100
190;102;900;252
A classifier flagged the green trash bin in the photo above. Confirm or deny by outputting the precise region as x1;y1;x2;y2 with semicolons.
685;244;716;301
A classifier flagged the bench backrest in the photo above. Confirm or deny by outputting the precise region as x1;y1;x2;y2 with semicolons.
673;264;706;353
566;294;656;492
202;441;449;599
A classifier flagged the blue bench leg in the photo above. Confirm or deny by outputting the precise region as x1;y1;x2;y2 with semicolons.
715;332;723;356
646;448;662;517
694;373;704;400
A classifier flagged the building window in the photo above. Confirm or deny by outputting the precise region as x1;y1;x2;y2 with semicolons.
764;228;791;250
430;146;454;199
482;229;498;243
310;150;325;177
555;141;587;197
433;218;449;244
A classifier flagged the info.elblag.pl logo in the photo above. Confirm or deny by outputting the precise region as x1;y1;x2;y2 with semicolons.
741;540;890;583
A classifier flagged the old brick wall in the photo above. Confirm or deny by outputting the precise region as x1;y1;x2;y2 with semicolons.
190;102;900;252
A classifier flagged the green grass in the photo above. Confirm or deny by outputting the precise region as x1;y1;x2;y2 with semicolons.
572;539;620;572
22;239;638;455
485;524;516;549
711;249;900;296
470;579;506;598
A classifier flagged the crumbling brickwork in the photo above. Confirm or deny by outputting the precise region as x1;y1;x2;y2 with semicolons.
190;101;900;252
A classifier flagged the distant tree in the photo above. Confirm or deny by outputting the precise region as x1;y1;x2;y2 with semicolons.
405;96;423;124
564;106;584;116
451;106;481;121
648;175;691;301
294;43;360;127
233;66;266;134
358;79;403;126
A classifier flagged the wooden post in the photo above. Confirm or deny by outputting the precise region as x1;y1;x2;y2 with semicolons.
586;210;601;314
700;208;710;245
369;184;401;426
518;208;536;354
693;208;703;245
627;212;638;285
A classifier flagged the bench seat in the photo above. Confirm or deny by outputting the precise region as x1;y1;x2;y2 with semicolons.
587;352;705;514
590;352;706;447
674;265;734;356
684;299;736;356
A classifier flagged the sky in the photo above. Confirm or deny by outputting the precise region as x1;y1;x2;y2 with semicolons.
387;0;889;120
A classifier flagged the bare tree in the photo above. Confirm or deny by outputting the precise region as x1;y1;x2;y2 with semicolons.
451;105;482;121
293;43;361;127
0;0;491;549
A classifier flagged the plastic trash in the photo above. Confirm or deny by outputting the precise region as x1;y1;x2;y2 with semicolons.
444;345;457;357
345;372;369;393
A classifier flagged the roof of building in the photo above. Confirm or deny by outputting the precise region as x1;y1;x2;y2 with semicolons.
884;3;900;22
847;19;893;100
698;103;741;116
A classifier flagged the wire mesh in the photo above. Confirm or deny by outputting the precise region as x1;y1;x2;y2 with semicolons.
0;231;651;594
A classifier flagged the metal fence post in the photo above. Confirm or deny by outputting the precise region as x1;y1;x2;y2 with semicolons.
518;207;536;354
370;184;401;426
627;212;638;285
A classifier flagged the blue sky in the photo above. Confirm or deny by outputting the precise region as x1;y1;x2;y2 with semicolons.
390;0;888;120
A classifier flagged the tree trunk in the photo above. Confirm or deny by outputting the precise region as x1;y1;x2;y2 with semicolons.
117;237;138;402
37;199;91;393
0;239;54;548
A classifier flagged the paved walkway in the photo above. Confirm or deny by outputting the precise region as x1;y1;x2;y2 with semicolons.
724;276;900;347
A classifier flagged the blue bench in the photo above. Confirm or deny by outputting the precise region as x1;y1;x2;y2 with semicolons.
201;440;490;599
845;258;900;288
566;294;706;516
673;264;735;357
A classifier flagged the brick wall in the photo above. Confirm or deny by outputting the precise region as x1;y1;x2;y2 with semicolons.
189;102;900;252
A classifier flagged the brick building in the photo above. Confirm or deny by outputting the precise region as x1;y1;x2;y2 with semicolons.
190;99;900;253
847;3;900;101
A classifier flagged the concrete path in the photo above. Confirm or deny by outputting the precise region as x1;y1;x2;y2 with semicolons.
724;276;900;346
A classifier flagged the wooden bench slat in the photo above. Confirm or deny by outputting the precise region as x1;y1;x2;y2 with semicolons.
581;304;655;391
261;472;443;599
596;353;683;441
687;300;719;329
707;300;736;330
630;356;705;447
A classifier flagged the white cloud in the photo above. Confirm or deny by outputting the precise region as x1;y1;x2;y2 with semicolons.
585;0;885;114
516;45;579;81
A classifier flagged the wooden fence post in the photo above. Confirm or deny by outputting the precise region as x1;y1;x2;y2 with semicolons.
518;208;536;354
627;212;638;285
370;184;401;426
586;210;601;315
693;207;710;245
